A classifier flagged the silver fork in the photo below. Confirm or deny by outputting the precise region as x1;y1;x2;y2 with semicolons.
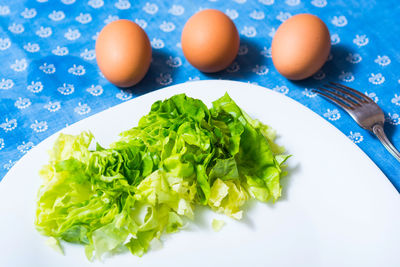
314;82;400;162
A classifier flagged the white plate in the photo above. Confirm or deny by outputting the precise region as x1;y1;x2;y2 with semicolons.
1;80;399;267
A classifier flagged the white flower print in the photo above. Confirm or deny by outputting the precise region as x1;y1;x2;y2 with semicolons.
168;5;184;16
80;49;95;60
303;88;317;98
0;138;4;150
30;120;48;133
3;160;15;170
346;53;362;64
160;21;175;32
238;45;248;56
365;92;378;103
187;76;200;82
27;81;43;93
353;34;369;47
166;56;182;68
226;62;240;73
331;33;340;45
0;118;17;132
0;78;14;90
10;59;28;72
116;91;133;101
23;43;40;53
48;10;65;21
8;23;24;34
21;8;37;19
61;0;75;4
74;103;91;115
75;13;92;24
104;15;119;24
44;101;61;112
386;113;400;125
368;73;385;85
115;0;131;10
241;26;257;37
331;15;347;27
36;26;52;38
391;94;400;106
135;19;147;29
88;0;104;8
151;38;164;49
225;9;238;20
0;5;10;15
348;131;363;143
57;83;75;95
64;29;81;40
143;3;158;15
273;85;289;95
285;0;300;6
311;0;327;7
17;141;34;153
87;85;103;96
39;63;56;74
252;65;269;75
323;109;341;121
276;12;291;22
196;7;206;13
15;97;31;109
92;32;99;41
260;46;272;58
51;46;69;56
233;0;246;3
248;81;259;85
338;71;354;82
313;70;326;80
156;73;172;85
268;28;276;38
0;37;11;50
250;10;265;20
259;0;274;5
374;55;391;66
68;64;86;76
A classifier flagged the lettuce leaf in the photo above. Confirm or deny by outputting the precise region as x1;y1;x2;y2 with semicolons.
35;93;289;260
211;219;225;232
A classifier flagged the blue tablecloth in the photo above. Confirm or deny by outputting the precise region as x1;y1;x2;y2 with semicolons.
0;0;399;191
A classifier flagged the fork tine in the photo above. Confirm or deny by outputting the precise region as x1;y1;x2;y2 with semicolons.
329;82;372;103
323;84;361;106
314;88;354;110
316;87;356;109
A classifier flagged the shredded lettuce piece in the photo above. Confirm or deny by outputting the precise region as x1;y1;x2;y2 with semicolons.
211;219;225;232
45;237;64;255
35;93;289;260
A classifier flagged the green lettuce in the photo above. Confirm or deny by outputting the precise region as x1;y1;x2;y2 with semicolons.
35;93;289;260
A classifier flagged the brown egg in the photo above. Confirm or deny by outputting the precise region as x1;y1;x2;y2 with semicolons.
271;14;331;80
181;9;240;73
95;19;152;87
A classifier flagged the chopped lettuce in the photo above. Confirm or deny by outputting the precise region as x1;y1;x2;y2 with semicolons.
35;93;289;260
211;219;225;232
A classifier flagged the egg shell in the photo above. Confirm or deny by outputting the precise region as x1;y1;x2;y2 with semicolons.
96;19;152;87
271;14;331;80
181;9;240;73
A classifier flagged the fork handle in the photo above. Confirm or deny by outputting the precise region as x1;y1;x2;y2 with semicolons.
372;124;400;162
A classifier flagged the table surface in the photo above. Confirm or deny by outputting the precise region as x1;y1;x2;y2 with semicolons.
0;0;399;191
